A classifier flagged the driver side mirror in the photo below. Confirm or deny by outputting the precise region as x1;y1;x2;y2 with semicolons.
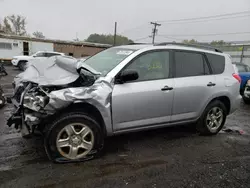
118;69;139;83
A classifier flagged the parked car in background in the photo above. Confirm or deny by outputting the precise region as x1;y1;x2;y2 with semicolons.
243;80;250;104
12;51;65;71
233;62;250;104
8;43;241;162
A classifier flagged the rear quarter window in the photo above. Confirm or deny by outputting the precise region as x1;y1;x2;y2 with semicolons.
206;53;225;74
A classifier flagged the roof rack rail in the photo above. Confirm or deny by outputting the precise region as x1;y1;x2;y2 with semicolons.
155;42;223;53
127;42;150;45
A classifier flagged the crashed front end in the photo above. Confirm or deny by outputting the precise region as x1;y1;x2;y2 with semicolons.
7;56;113;137
7;83;49;136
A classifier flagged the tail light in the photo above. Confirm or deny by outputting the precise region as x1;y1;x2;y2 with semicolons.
233;73;241;83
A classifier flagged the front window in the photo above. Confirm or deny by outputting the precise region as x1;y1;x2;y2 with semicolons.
84;48;136;76
33;52;45;57
123;51;170;82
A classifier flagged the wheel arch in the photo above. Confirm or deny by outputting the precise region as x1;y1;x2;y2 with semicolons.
54;102;108;136
204;96;231;115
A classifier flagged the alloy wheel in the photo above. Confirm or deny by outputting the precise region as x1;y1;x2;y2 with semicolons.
206;107;223;133
56;123;94;160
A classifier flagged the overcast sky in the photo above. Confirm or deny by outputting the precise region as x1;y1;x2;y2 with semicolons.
0;0;249;43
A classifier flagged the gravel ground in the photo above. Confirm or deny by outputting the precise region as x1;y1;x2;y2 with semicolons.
0;66;250;188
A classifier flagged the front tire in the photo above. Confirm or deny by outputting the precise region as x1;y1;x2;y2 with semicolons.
243;96;250;105
44;112;104;163
18;61;27;71
196;100;227;135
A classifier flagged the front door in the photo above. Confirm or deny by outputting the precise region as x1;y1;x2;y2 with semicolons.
112;50;174;132
171;50;216;122
23;42;29;55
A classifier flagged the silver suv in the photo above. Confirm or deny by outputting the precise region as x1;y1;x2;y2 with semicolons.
8;43;241;162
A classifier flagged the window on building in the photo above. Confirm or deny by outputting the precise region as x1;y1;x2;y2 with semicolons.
175;51;209;77
0;42;12;50
69;53;74;56
13;43;18;47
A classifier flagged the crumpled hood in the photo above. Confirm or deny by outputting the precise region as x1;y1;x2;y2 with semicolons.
14;56;98;86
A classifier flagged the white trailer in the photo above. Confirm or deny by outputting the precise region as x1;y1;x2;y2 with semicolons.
0;35;53;61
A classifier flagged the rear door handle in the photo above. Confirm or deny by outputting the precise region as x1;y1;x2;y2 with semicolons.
161;86;173;91
207;82;216;87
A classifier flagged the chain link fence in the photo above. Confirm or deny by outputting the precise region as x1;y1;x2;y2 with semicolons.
216;45;250;66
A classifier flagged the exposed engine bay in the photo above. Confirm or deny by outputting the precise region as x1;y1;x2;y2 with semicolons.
7;56;113;137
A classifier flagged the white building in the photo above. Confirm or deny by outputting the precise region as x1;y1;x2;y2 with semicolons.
0;34;53;61
0;33;110;62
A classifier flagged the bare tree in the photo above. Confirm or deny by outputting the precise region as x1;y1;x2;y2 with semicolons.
7;15;27;36
3;17;13;34
33;31;45;39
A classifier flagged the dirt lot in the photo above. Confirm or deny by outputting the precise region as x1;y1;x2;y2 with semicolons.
0;66;250;188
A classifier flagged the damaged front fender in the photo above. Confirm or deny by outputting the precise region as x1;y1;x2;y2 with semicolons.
43;78;114;135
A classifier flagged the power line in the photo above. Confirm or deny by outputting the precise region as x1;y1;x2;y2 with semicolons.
158;31;250;37
133;36;150;42
157;10;250;23
160;14;250;25
157;35;186;41
119;23;149;35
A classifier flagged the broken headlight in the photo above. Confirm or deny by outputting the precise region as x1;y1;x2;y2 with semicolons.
23;92;49;112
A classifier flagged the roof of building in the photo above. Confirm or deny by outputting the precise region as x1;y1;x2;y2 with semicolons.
0;33;112;48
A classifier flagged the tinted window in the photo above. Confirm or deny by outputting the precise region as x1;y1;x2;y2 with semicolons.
175;51;208;77
206;53;225;74
46;53;60;57
124;51;170;82
35;52;46;57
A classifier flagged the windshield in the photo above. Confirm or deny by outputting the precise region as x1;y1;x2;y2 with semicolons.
84;48;136;75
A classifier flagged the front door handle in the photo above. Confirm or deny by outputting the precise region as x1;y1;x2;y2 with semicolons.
161;86;173;91
207;82;216;87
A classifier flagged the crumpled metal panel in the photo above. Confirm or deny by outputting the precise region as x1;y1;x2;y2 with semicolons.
15;55;114;134
45;77;113;112
43;77;114;134
14;56;80;86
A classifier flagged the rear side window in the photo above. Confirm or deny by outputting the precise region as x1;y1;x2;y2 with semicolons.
175;51;209;78
206;53;225;74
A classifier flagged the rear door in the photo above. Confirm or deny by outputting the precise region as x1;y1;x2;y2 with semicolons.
112;50;174;131
171;50;216;122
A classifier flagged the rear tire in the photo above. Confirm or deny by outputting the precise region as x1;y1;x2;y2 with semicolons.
196;100;227;135
44;112;104;163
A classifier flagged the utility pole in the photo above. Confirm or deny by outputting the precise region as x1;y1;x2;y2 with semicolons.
114;22;117;46
150;22;161;44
